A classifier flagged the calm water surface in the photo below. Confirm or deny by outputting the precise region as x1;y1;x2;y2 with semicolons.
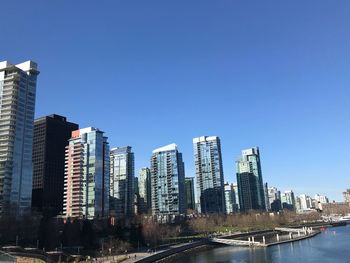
172;225;350;263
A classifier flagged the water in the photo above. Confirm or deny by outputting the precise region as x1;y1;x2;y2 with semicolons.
172;225;350;263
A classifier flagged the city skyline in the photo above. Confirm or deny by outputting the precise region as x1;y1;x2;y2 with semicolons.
2;1;350;201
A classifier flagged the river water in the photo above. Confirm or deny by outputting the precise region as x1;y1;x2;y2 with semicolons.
172;225;350;263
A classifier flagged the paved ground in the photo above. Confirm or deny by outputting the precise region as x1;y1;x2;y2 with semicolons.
97;250;165;263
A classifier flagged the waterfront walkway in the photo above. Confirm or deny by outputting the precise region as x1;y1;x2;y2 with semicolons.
211;227;319;247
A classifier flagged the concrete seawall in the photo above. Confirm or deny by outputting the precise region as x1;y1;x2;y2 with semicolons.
264;230;321;247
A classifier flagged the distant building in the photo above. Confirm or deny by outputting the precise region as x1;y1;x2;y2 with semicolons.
236;147;266;212
281;190;295;210
232;183;240;211
134;177;139;196
134;177;139;215
343;189;350;203
32;114;78;216
185;177;195;211
151;144;186;218
110;146;135;218
224;182;239;214
236;169;258;211
298;194;313;211
267;186;281;212
138;168;151;214
295;196;302;211
0;61;39;216
193;136;225;214
264;183;270;211
314;194;329;204
63;127;110;219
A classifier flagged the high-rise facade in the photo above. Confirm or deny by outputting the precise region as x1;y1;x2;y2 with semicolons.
138;167;151;214
264;183;270;211
232;183;240;211
193;136;225;214
151;144;185;217
185;177;195;211
236;163;258;212
109;146;135;218
32;114;78;216
343;189;350;203
268;186;281;212
314;194;329;204
281;190;295;210
0;61;39;215
298;194;313;211
236;147;265;212
63;127;109;219
224;182;239;214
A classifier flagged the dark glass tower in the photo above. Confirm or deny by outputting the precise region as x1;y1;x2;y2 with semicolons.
185;177;195;211
236;147;266;212
110;146;135;218
32;114;78;216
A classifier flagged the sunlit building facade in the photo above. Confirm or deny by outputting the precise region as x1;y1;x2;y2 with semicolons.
193;136;225;214
63;127;110;219
236;147;266;212
151;144;185;217
0;61;39;216
138;167;151;214
110;146;134;218
224;182;239;214
281;190;295;210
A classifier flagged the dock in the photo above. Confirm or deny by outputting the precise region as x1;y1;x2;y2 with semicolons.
211;227;320;247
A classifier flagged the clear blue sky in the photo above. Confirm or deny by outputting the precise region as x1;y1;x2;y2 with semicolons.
2;1;350;201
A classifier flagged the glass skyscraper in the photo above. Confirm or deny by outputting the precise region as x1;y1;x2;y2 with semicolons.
185;177;195;211
236;147;266;212
138;167;151;214
193;136;225;214
32;114;78;216
224;182;239;214
150;143;185;217
63;127;109;219
281;190;295;210
109;146;134;218
0;61;39;216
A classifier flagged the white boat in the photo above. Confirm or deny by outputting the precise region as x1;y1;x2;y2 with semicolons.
339;214;350;222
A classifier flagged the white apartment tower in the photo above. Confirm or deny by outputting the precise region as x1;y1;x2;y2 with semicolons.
0;61;39;215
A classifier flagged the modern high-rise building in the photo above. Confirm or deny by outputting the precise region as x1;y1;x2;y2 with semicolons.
232;183;240;211
224;182;239;214
109;146;134;218
298;194;313;211
63;127;110;219
151;143;185;217
314;194;329;204
193;136;225;214
32;114;78;216
281;190;295;210
0;61;39;216
264;183;270;211
236;147;266;212
343;189;350;203
236;164;258;212
138;167;151;214
268;186;281;212
185;177;195;211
